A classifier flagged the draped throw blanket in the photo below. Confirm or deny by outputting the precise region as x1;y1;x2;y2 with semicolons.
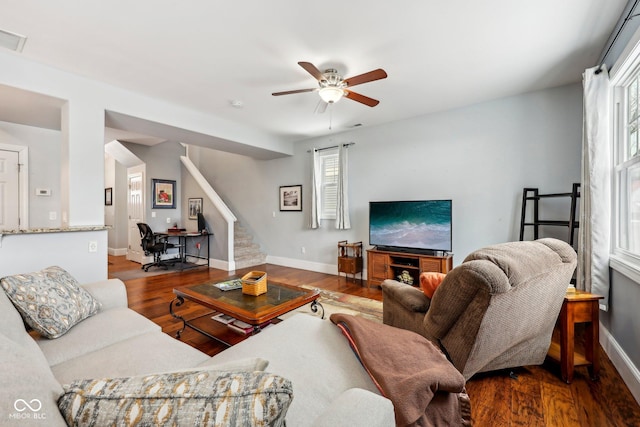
330;313;471;427
578;65;611;310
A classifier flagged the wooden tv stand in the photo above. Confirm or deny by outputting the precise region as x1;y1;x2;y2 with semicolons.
366;248;453;288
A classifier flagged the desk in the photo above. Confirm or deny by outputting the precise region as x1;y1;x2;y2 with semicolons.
547;290;603;383
166;231;212;269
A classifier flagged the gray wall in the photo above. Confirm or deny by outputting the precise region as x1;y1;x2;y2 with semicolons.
193;83;583;269
123;141;185;232
0;121;61;229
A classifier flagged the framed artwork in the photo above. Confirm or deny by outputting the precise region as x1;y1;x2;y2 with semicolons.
188;197;203;220
279;185;302;211
104;187;113;206
152;179;176;209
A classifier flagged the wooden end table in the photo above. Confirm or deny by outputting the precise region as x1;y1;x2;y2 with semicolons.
170;280;322;347
547;290;603;383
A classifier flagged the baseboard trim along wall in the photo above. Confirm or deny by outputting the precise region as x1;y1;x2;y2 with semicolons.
108;247;127;256
266;255;369;281
601;323;640;405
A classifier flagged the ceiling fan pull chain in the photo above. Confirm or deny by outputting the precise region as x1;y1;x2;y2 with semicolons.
329;105;333;130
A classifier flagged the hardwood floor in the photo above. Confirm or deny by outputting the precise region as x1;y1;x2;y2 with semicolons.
108;255;640;426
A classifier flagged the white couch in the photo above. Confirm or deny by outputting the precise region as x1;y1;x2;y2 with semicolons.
0;276;394;426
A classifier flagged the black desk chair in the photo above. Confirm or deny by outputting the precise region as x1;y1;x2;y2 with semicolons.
137;223;177;271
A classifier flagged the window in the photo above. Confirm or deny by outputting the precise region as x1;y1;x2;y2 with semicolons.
614;67;640;260
319;149;338;220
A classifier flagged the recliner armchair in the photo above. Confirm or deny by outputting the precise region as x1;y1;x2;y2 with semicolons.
137;223;177;271
381;238;577;380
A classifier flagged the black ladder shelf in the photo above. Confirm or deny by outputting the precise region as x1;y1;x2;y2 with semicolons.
519;183;580;246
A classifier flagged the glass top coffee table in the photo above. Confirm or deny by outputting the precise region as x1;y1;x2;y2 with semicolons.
170;280;323;347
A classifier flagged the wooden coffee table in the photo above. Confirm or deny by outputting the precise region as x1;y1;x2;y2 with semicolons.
170;280;322;347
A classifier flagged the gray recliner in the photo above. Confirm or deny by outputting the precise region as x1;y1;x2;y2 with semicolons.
381;238;577;380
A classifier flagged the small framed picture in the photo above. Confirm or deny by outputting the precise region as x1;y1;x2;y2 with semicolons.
104;187;113;206
152;179;176;209
188;198;203;220
279;185;302;211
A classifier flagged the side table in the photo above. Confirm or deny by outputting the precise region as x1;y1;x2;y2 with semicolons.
547;290;604;383
337;241;363;284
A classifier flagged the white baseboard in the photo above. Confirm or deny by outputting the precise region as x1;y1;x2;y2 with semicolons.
108;247;127;256
600;323;640;405
211;258;234;271
267;255;336;275
266;255;369;280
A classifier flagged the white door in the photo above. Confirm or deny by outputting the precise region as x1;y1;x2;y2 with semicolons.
127;171;144;263
0;149;20;230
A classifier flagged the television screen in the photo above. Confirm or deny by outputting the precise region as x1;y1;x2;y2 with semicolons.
369;200;452;252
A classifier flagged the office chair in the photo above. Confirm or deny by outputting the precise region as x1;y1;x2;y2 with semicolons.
137;223;177;271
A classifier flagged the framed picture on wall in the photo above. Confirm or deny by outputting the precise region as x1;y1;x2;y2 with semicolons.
279;185;302;211
104;187;113;206
152;179;176;209
188;198;203;219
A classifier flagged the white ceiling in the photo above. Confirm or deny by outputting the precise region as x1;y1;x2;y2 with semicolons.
0;1;629;145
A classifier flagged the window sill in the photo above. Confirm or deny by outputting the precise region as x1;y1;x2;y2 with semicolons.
610;253;640;285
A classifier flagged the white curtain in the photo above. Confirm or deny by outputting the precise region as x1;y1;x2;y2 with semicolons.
577;65;611;311
336;144;351;229
309;149;321;229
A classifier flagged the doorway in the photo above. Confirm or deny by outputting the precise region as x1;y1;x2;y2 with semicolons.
0;144;28;230
126;166;145;263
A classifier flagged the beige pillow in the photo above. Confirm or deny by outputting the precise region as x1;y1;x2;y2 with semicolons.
0;266;101;339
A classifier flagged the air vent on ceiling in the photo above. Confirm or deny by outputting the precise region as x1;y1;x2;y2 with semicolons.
0;28;27;52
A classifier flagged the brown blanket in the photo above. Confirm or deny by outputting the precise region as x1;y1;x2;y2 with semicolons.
330;313;471;426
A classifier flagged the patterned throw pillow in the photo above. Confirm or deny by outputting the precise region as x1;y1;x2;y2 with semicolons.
0;266;101;339
58;371;294;427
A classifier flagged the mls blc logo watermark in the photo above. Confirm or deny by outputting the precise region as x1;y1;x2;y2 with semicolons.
9;399;46;420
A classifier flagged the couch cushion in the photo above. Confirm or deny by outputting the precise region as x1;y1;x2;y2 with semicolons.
51;331;210;384
210;313;381;425
58;371;293;427
0;333;67;426
37;307;160;366
0;266;101;339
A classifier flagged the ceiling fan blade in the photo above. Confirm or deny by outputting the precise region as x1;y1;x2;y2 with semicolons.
344;90;380;107
343;69;387;87
298;61;325;81
272;88;317;96
314;100;328;114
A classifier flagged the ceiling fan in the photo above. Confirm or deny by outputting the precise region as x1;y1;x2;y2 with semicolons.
272;62;387;111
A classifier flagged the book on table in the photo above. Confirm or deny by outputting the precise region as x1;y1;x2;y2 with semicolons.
213;279;243;291
227;319;255;335
211;312;235;324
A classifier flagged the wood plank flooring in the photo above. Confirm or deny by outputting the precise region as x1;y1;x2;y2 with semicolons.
108;256;640;426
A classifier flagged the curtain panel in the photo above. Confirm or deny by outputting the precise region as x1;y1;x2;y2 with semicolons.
577;65;611;310
336;144;351;230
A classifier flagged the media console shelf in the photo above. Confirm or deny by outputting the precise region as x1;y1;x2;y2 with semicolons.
366;248;453;289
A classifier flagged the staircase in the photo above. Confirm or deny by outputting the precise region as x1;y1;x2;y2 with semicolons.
234;223;267;270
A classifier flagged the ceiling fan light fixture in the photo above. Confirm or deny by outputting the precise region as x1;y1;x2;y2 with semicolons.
319;86;344;103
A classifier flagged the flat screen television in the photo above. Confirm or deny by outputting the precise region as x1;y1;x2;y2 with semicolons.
369;200;452;253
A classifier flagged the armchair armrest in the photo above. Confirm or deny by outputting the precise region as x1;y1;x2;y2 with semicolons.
81;279;128;311
381;280;430;313
381;280;431;339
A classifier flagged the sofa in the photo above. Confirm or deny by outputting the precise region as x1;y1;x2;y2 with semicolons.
0;266;394;426
382;238;577;380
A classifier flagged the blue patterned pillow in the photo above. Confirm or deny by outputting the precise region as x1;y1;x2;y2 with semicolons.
58;370;293;426
0;266;101;339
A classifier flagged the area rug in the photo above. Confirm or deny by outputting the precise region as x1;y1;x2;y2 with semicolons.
283;286;382;323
